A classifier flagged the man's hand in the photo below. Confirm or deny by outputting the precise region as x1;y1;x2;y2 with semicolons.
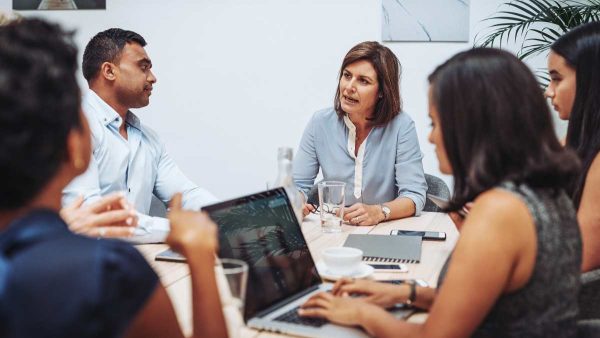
60;192;138;238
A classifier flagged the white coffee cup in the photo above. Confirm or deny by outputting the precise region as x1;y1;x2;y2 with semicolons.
321;247;363;276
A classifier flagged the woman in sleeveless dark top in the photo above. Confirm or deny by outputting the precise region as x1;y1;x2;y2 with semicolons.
545;22;600;272
298;49;582;337
0;19;227;338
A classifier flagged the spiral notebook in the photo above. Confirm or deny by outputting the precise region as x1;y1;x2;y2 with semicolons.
343;234;422;263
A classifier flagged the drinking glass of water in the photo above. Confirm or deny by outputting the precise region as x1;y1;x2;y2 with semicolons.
219;258;248;338
318;181;345;233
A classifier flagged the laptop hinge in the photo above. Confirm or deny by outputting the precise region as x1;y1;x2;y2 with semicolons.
254;284;322;319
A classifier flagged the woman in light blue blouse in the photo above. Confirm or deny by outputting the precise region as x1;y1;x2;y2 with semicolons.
293;41;427;226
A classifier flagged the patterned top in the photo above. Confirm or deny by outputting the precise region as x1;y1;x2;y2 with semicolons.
438;182;582;338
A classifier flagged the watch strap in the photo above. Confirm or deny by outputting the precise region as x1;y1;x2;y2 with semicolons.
405;280;417;305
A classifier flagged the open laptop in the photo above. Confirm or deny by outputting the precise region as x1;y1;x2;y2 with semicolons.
200;188;412;338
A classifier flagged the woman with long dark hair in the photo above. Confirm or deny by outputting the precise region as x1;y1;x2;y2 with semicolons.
293;41;427;226
299;48;582;337
545;21;600;272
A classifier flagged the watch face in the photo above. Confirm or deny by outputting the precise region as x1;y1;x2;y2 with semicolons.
382;205;391;217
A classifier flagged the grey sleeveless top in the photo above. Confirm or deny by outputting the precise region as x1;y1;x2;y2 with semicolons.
438;182;582;338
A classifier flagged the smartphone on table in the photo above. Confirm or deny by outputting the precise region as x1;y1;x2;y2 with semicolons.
390;229;446;241
367;263;408;272
381;279;428;287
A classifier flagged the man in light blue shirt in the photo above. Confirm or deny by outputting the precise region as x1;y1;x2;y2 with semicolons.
63;28;217;243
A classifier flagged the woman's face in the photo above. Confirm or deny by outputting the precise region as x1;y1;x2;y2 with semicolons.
339;60;380;117
545;51;576;120
428;86;452;174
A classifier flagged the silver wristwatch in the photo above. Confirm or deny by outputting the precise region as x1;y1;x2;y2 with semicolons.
380;204;391;221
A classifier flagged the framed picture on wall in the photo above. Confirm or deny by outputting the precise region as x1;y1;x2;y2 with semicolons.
382;0;470;42
13;0;106;10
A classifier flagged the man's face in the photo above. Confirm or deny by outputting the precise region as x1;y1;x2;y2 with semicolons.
113;42;156;109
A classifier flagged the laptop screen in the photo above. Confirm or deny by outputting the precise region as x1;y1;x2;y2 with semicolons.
203;188;321;321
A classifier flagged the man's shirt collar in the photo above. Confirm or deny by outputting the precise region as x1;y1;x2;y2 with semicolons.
85;89;142;131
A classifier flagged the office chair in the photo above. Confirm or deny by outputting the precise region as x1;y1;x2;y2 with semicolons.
423;173;451;212
149;195;168;218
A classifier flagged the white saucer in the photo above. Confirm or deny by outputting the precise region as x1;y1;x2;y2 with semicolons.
316;261;374;281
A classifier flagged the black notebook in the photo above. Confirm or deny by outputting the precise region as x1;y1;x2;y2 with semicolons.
343;234;422;263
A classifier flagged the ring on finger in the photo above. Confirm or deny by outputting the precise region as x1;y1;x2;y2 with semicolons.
98;228;106;238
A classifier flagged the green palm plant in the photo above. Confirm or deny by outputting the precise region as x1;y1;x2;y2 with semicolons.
476;0;600;83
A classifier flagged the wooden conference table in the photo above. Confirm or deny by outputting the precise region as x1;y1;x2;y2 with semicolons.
137;212;458;337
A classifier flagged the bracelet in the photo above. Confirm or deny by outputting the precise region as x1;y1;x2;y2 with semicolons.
405;280;417;305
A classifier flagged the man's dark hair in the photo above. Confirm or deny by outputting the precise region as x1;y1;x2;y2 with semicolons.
551;22;600;208
0;18;81;210
333;41;402;127
428;48;579;211
82;28;146;82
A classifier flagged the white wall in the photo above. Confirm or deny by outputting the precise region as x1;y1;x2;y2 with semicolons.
1;0;565;200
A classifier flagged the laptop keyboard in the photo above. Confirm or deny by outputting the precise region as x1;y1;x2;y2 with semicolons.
273;307;328;327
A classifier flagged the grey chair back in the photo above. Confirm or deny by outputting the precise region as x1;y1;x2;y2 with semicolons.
423;173;451;212
149;194;167;218
578;319;600;338
580;268;600;320
306;181;321;206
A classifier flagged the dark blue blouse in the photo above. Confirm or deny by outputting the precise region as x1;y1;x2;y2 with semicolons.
0;209;159;338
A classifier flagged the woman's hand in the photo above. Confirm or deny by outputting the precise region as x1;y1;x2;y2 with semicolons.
302;203;316;217
299;292;372;326
343;203;384;226
332;278;406;308
60;192;138;238
449;202;473;232
167;193;218;257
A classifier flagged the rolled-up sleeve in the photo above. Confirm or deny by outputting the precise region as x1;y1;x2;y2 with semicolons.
293;114;320;199
395;117;427;216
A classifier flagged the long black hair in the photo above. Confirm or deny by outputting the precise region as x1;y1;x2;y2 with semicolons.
551;21;600;208
429;48;579;211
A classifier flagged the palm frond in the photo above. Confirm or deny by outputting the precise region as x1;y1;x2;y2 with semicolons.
477;0;600;67
534;68;551;89
476;0;566;48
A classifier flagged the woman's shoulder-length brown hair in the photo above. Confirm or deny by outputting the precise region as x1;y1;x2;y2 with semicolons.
334;41;402;127
428;48;579;211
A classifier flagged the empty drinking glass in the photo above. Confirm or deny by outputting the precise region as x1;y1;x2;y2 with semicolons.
218;258;248;338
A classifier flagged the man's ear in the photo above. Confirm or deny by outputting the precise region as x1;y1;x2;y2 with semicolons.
100;61;117;81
